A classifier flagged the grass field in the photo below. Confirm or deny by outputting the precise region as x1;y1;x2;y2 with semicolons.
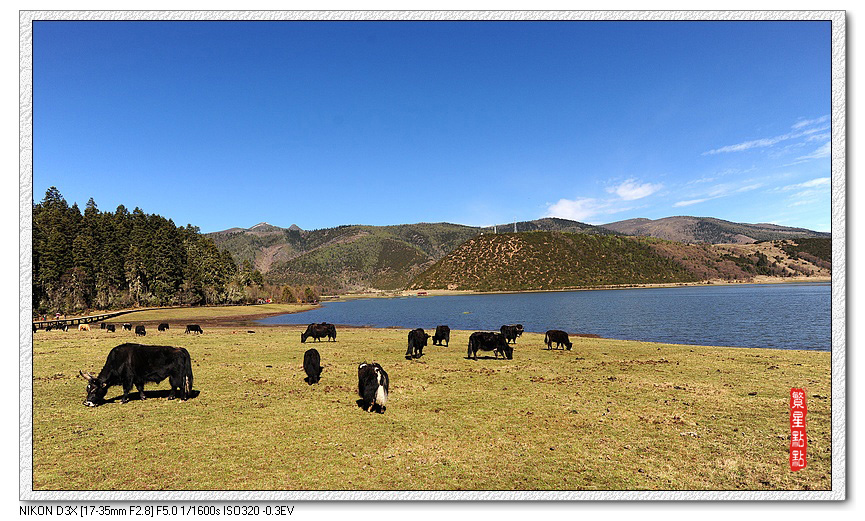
31;318;831;491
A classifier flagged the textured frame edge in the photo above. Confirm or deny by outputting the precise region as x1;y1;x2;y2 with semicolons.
19;9;846;502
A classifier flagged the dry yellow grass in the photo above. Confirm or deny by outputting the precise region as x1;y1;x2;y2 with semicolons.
31;325;831;491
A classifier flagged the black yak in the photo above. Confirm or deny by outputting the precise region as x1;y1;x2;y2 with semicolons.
468;331;513;360
303;348;323;385
79;343;193;406
432;325;450;346
357;362;389;413
406;328;430;359
544;330;573;350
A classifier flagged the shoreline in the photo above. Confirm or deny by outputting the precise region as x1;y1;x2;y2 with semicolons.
336;275;831;299
238;323;830;354
256;280;832;353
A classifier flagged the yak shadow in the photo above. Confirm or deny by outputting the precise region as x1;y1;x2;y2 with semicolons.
464;355;508;361
101;389;200;405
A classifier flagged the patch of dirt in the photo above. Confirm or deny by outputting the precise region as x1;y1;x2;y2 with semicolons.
255;244;291;273
34;373;66;382
599;359;671;366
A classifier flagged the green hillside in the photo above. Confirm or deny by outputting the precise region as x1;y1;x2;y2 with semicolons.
260;223;482;291
778;237;832;264
409;232;832;292
489;217;617;235
207;219;609;292
409;232;702;291
266;234;432;290
207;218;831;293
602;216;830;244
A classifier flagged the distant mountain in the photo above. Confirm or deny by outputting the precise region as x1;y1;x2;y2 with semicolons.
207;216;830;292
409;232;832;292
487;217;616;235
247;222;286;233
206;217;606;281
600;216;830;244
409;232;700;291
207;222;483;291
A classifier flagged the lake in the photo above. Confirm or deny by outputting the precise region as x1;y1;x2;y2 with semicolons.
259;282;832;351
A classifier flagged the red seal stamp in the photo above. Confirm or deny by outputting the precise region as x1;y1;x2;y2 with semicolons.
790;388;807;471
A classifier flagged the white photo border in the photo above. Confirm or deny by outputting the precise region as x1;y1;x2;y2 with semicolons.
19;9;846;501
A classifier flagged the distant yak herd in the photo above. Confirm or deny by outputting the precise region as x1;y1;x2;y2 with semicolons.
56;319;574;414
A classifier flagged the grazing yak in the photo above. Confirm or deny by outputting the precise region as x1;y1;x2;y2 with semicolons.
100;322;106;330
301;322;337;343
357;362;389;413
468;331;513;360
432;325;450;347
500;324;524;344
303;348;323;385
185;324;203;334
122;323;132;331
135;325;146;336
78;324;90;332
105;324;116;332
544;329;572;350
158;323;170;332
405;328;430;359
79;343;193;406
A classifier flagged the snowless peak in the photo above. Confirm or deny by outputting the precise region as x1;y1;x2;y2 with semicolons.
248;222;284;233
288;224;303;232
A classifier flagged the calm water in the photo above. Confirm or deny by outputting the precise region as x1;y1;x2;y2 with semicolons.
259;283;832;351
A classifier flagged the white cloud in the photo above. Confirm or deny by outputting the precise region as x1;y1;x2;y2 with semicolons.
794;142;831;162
792;115;829;129
779;177;830;191
546;197;608;222
607;178;663;201
673;180;763;208
687;167;754;185
798;177;831;188
705;181;763;198
735;183;764;193
544;177;661;222
545;197;642;223
673;198;710;207
704;125;829;155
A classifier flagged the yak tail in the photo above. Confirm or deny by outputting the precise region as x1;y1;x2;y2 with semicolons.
375;369;388;406
181;348;194;399
376;384;388;406
544;332;550;346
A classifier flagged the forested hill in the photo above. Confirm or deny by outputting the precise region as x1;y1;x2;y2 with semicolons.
600;216;830;244
209;222;483;292
206;218;616;292
408;232;832;292
32;187;262;315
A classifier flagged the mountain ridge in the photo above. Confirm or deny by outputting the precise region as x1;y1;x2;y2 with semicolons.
600;216;830;244
206;217;829;292
409;232;831;292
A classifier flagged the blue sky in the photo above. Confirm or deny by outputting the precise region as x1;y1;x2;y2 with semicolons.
33;20;832;233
